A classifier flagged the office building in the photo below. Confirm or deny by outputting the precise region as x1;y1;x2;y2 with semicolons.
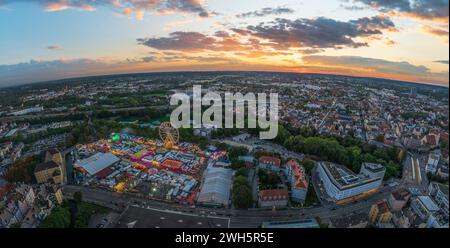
317;162;385;202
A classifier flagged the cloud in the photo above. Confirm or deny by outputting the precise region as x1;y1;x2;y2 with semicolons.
137;32;216;51
299;48;325;55
139;15;396;53
302;55;449;84
46;45;62;50
0;56;239;87
141;56;158;62
238;16;397;49
1;55;448;87
420;25;449;42
303;55;428;74
434;60;449;64
0;58;114;86
350;0;449;22
236;7;294;18
340;4;365;11
0;0;211;18
137;15;398;62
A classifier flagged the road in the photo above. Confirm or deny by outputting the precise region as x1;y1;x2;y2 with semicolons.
316;100;337;130
63;184;392;228
401;152;429;194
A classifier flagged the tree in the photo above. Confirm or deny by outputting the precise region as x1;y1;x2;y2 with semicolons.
236;167;248;177
215;142;228;151
233;175;248;188
228;147;248;161
231;159;246;170
40;206;71;228
301;159;315;174
232;185;252;209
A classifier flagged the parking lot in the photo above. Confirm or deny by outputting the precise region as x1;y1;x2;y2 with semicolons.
112;206;230;228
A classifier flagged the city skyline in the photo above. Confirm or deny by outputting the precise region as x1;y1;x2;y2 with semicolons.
0;0;449;87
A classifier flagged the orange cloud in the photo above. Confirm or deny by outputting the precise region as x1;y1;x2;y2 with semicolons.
45;3;95;12
420;25;449;43
45;4;69;12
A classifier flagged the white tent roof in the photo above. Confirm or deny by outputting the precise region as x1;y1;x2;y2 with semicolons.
197;167;233;206
76;152;119;175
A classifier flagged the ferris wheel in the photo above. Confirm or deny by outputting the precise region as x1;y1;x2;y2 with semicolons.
159;122;179;148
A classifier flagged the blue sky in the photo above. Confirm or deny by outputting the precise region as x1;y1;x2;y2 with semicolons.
0;0;448;87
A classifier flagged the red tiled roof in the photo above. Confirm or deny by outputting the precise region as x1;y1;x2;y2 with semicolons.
425;135;438;146
259;189;288;201
376;200;391;214
95;167;113;179
286;160;308;189
258;156;281;167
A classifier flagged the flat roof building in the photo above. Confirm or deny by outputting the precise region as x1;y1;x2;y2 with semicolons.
197;167;233;207
411;196;440;221
262;218;319;228
318;161;385;202
74;152;120;177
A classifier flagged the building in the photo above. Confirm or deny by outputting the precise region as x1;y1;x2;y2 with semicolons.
388;188;411;212
10;106;44;116
437;163;449;179
360;162;386;179
45;149;67;183
284;160;308;203
74;152;120;178
34;161;62;184
54;188;64;205
258;189;288;208
426;152;440;174
258;156;281;172
410;196;440;221
421;133;440;147
427;212;449;228
317;162;385;202
328;213;369;228
369;200;392;224
0;183;63;228
262;218;319;228
428;182;449;217
197;167;233;207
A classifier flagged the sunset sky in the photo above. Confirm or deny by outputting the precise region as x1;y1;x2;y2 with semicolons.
0;0;448;87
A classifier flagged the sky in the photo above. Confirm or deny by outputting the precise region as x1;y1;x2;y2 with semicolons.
0;0;448;87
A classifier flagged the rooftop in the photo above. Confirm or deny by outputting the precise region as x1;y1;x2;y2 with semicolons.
376;200;391;214
362;162;386;173
417;196;440;212
391;188;411;201
319;162;381;190
259;156;281;167
329;213;368;228
75;152;120;175
197;167;233;206
34;161;59;173
259;189;289;201
286;160;308;189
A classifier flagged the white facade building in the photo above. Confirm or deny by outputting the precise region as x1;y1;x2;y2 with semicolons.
317;162;385;202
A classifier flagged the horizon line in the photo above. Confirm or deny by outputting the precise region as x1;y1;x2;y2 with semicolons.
1;69;448;89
